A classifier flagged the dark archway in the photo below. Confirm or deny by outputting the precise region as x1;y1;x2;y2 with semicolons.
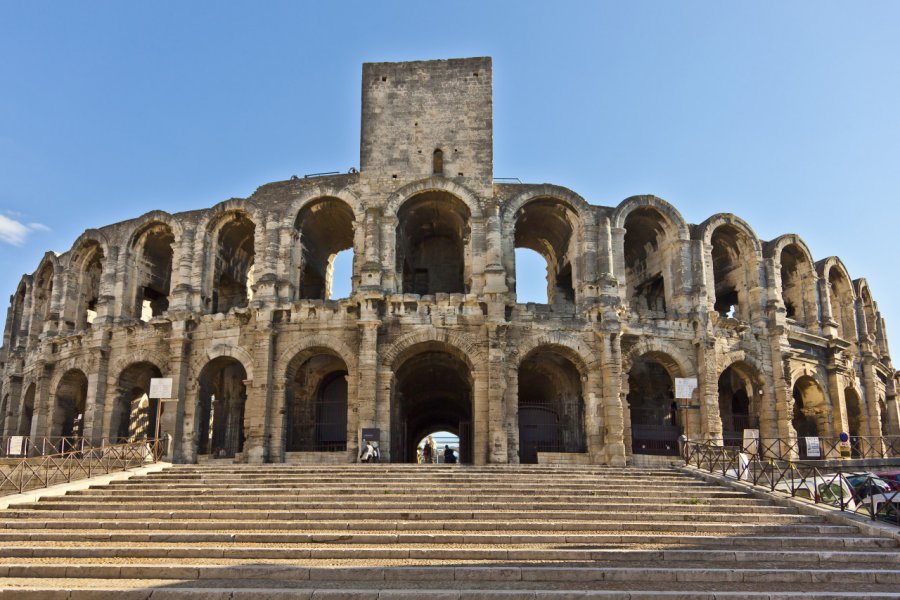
845;387;864;457
391;347;472;463
517;348;585;464
72;243;104;331
112;362;163;442
718;362;760;445
197;357;247;458
295;198;355;300
623;207;672;316
30;263;54;339
513;198;577;305
285;352;349;452
396;191;470;295
792;375;828;458
211;212;255;314
53;370;88;439
779;244;816;326
19;384;35;436
627;355;681;455
132;223;175;320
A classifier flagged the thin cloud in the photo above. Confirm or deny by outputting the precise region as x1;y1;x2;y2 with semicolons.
0;214;50;246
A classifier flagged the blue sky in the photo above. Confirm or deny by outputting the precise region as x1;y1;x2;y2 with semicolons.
1;2;898;346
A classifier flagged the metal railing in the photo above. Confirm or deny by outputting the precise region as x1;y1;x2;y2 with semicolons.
716;435;900;461
683;439;900;527
0;437;164;497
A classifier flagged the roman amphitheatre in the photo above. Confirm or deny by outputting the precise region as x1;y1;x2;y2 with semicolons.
1;55;899;600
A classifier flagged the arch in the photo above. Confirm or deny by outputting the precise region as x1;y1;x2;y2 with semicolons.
390;342;474;463
621;339;691;380
281;186;365;229
718;360;763;443
625;350;684;456
699;214;763;322
29;253;60;338
52;368;89;439
111;352;168;380
196;356;248;458
64;233;109;332
395;189;471;295
191;343;255;383
129;219;177;320
203;207;257;314
276;334;358;379
293;196;357;300
515;333;597;375
19;383;35;436
283;351;349;452
111;361;163;442
511;195;581;305
817;257;857;342
791;375;829;456
380;328;486;372
383;177;483;220
125;211;185;248
854;278;878;341
501;185;594;226
517;345;587;463
8;278;29;349
621;204;682;316
767;235;819;327
611;195;690;240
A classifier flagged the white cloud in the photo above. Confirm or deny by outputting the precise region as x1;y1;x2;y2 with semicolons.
0;214;50;246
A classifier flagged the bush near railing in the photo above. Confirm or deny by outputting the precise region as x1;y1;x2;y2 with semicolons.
0;437;164;497
683;439;900;527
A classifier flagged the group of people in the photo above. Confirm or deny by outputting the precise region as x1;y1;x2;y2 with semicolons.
419;435;457;464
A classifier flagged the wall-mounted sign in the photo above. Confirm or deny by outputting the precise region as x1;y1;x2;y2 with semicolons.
675;377;698;399
149;378;173;400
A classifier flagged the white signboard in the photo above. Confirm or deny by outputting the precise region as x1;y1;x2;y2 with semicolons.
805;436;821;458
7;436;25;456
742;429;760;456
675;377;698;399
149;378;173;400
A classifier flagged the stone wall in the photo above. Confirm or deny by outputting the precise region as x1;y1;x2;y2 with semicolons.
0;57;897;466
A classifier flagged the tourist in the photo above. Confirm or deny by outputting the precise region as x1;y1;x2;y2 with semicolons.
444;445;457;464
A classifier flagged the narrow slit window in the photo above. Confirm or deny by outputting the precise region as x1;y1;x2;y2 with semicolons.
433;149;443;175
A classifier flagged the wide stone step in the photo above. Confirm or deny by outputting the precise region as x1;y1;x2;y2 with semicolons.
15;501;796;515
0;518;854;535
0;531;890;549
3;545;897;563
3;563;900;584
0;508;816;523
3;586;899;599
57;492;771;506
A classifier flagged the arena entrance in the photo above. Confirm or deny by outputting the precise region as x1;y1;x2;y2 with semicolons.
391;348;473;464
627;354;682;456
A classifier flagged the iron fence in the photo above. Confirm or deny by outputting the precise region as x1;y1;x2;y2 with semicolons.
715;435;900;461
0;437;164;497
683;439;900;527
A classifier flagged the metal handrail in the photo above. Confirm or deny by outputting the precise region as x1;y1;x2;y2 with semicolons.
683;439;900;527
0;438;164;497
710;435;900;461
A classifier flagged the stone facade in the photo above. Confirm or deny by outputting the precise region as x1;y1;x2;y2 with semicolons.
0;57;897;466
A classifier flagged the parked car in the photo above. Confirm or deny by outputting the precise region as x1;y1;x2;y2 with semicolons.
874;471;900;491
844;472;893;500
773;474;858;511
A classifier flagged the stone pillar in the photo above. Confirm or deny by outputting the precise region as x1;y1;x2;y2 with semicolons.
696;340;722;443
83;331;111;444
579;221;599;301
819;278;838;337
31;362;52;439
360;208;383;290
486;324;508;463
472;366;489;465
244;312;275;463
483;205;507;294
356;317;380;460
825;367;844;439
163;320;191;463
503;360;519;464
861;357;880;438
766;334;795;456
168;227;196;313
599;329;626;466
380;216;397;293
2;377;22;438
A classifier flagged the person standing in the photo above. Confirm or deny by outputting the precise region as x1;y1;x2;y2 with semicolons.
422;439;432;464
427;436;437;464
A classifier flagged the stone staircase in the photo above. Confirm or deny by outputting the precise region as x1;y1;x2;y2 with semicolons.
0;464;898;599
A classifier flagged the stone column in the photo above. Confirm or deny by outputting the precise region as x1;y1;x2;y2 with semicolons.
696;340;722;443
380;216;397;293
472;366;489;465
83;331;111;444
244;312;275;463
483;205;507;295
861;357;879;438
360;208;383;290
2;377;22;438
31;362;52;439
356;318;380;460
168;227;196;313
599;329;626;466
486;323;508;463
826;367;844;440
163;320;191;463
503;359;519;464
